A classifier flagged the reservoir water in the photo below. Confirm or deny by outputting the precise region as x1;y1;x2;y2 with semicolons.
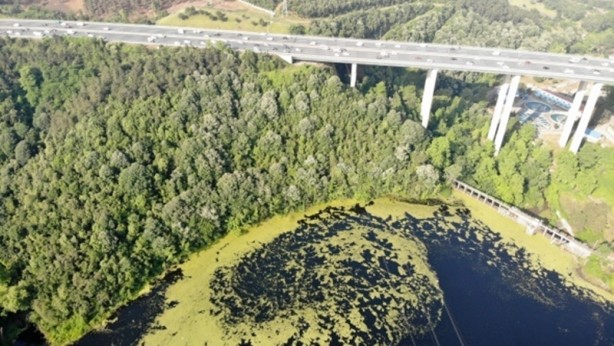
75;202;614;345
402;206;614;345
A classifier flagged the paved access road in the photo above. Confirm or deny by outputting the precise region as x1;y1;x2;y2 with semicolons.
1;19;614;85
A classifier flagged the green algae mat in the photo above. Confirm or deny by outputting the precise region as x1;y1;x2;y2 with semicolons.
143;202;442;345
131;198;612;345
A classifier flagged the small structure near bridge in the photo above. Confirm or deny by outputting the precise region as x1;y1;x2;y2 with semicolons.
453;180;592;258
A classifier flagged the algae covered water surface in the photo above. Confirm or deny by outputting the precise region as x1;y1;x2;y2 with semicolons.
208;205;443;344
79;200;614;345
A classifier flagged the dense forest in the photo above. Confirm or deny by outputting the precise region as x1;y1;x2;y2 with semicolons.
305;0;613;55
1;0;614;344
0;36;461;344
0;34;609;345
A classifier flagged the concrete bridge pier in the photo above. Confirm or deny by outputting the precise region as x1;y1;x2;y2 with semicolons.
569;83;603;154
350;63;358;88
558;81;587;148
421;69;438;128
494;75;521;155
275;53;294;64
488;76;511;141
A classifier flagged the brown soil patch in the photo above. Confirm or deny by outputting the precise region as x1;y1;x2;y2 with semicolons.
38;0;84;13
167;0;250;14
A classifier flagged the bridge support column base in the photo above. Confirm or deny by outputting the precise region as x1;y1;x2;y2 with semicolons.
488;76;511;141
559;81;587;148
421;69;438;128
569;83;603;154
494;75;521;156
350;63;358;88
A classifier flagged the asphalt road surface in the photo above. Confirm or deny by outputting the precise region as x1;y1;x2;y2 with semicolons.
1;19;613;85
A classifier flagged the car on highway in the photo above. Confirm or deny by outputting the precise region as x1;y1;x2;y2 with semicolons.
177;29;184;34
564;68;574;74
356;41;363;47
103;27;110;31
394;44;401;48
492;50;501;56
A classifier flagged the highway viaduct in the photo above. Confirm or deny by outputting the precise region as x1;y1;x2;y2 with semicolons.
1;19;614;155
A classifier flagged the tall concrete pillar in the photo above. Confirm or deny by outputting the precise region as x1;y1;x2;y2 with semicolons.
421;69;438;128
558;82;587;148
494;75;521;155
350;63;357;88
488;76;511;141
569;83;603;154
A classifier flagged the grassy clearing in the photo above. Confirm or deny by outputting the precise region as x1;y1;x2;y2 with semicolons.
452;190;614;301
158;6;309;34
509;0;557;18
594;169;614;208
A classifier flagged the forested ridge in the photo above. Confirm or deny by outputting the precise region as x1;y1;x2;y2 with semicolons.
1;0;614;344
0;33;612;344
0;36;455;344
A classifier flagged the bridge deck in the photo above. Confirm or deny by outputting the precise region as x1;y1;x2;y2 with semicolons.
1;19;614;85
